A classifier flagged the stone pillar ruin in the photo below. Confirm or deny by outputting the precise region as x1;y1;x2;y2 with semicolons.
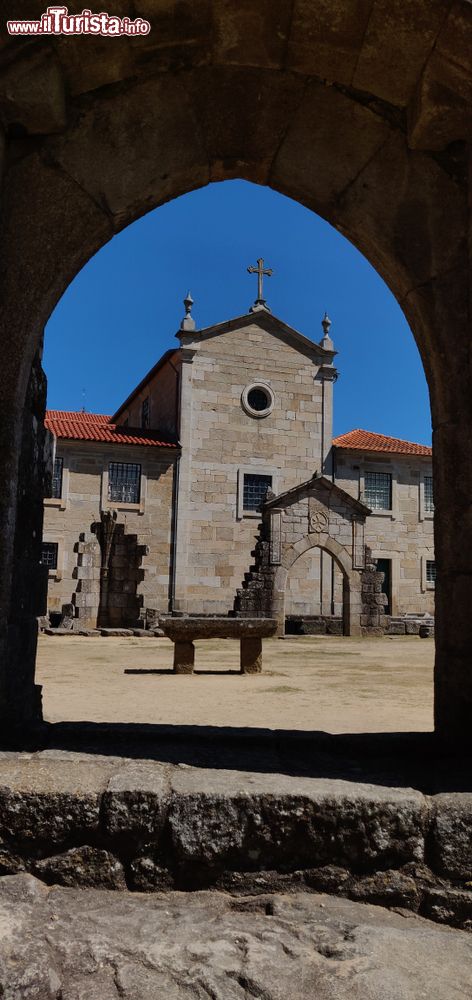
360;549;389;636
71;529;102;630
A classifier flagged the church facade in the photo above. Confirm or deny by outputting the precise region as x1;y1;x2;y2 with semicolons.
42;292;435;631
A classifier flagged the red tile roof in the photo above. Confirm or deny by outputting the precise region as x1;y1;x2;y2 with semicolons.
45;411;178;448
333;429;432;456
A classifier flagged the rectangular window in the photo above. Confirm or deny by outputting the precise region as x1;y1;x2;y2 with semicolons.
243;473;272;512
108;462;141;504
141;398;149;429
51;456;63;499
364;471;392;510
424;475;434;514
426;559;436;584
41;541;58;569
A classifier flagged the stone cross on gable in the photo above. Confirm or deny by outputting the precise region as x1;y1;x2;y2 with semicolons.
247;257;273;313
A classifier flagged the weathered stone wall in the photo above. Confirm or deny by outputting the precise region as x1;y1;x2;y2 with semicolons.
285;548;345;617
0;752;470;932
116;354;179;438
43;441;176;623
173;319;331;614
3;353;50;725
335;451;435;615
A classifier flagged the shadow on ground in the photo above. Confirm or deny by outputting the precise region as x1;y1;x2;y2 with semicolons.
3;722;470;794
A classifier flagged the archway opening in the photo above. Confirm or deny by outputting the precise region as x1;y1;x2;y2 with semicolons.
285;546;345;637
31;172;435;735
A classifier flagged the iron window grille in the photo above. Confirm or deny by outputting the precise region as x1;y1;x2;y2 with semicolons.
424;476;434;514
243;473;272;511
41;541;58;569
364;472;392;510
426;559;436;584
52;456;63;499
141;397;150;429
108;462;141;504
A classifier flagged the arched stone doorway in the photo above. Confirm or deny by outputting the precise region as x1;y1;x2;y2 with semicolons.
274;536;362;638
0;3;470;740
234;474;385;638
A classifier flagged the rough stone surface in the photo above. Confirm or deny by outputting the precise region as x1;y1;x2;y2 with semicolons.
431;793;472;879
168;768;427;884
422;886;472;930
100;628;134;637
159;616;278;640
0;48;67;134
33;846;126;889
0;752;470;927
102;760;169;838
0;876;471;998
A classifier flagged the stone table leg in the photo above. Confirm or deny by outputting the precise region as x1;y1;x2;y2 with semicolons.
240;637;262;674
173;640;195;674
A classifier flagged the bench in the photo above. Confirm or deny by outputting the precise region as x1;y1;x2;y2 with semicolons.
158;617;278;674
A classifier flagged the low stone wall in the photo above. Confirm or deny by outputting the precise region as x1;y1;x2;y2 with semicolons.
0;752;470;931
285;616;343;636
388;615;435;636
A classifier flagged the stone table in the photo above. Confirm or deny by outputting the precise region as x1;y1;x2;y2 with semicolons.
158;617;278;674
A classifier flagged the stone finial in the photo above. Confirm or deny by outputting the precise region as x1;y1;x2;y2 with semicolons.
180;291;195;331
320;311;334;350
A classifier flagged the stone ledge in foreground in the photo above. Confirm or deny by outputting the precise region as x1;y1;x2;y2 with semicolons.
0;875;470;1000
0;752;470;930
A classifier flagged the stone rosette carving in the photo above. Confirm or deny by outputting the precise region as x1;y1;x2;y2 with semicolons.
309;509;329;533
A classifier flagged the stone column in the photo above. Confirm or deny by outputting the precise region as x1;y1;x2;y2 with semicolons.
72;531;102;629
359;556;389;636
407;255;472;744
0;353;49;727
316;359;337;478
240;636;262;673
434;419;472;742
172;347;196;614
173;640;195;674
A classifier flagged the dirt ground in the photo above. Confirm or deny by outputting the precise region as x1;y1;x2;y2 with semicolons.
36;634;434;733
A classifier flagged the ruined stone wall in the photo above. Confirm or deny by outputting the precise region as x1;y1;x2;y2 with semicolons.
335;451;434;615
43;441;176;623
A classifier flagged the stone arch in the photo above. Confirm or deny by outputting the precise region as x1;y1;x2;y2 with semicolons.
273;535;362;638
0;5;470;739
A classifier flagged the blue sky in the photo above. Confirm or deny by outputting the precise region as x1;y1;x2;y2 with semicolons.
44;179;431;444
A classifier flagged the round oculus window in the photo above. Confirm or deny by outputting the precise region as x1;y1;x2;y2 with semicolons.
241;382;274;418
247;387;270;411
